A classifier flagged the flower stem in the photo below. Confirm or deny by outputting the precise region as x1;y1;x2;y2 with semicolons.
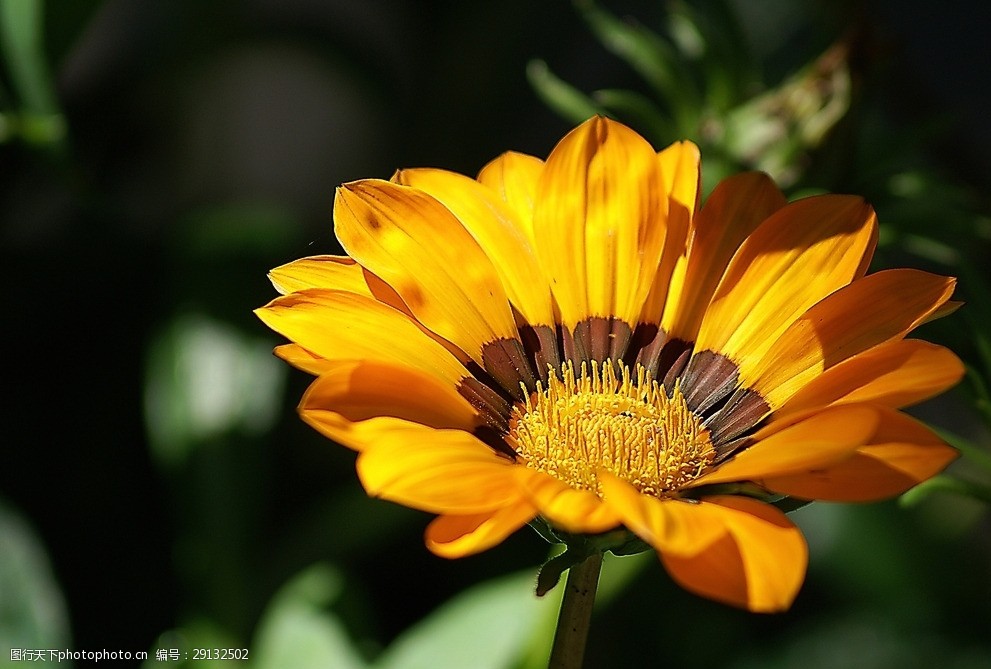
548;551;603;669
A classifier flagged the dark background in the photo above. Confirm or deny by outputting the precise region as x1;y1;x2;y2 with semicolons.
3;1;990;667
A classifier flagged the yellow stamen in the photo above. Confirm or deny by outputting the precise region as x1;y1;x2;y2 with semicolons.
509;360;714;497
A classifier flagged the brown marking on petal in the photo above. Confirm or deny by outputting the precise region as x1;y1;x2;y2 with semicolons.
679;350;740;415
567;317;634;365
711;434;750;464
659;341;692;391
519;324;561;384
365;213;382;230
482;338;538;398
473;424;517;458
608;318;633;362
560;323;591;369
625;323;664;373
705;388;770;457
457;377;511;433
588;317;611;361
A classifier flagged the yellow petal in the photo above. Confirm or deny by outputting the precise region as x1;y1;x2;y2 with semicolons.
268;255;410;313
425;502;538;558
599;471;724;556
662;172;787;341
750;269;957;408
696;195;877;369
476;151;544;248
514;468;622;534
334;179;518;364
393;168;554;326
274;343;332;376
777;339;965;415
639;141;701;325
659;496;807;612
658;140;701;218
356;426;521;514
692;405;878;486
255;289;469;387
532;116;667;326
762;407;958;501
298;360;480;450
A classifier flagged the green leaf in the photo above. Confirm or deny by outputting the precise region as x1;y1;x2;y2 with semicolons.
374;570;557;669
526;59;603;124
667;0;758;111
0;500;72;655
142;622;241;669
900;475;991;507
252;564;367;669
593;88;676;144
576;0;700;130
0;0;66;145
143;313;288;469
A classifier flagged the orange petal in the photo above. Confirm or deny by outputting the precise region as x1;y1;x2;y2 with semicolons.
255;289;469;387
298;360;480;450
750;269;958;408
267;255;406;312
600;471;806;611
356;426;522;514
532;116;667;326
394;167;554;326
476;150;545;249
334;179;518;364
762;406;958;501
661;172;786;341
692;405;878;487
778;339;964;415
425;502;538;558
514;468;622;534
695;195;877;369
659;496;807;612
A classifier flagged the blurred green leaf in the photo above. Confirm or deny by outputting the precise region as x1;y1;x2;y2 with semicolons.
252;564;367;669
144;313;287;469
0;0;66;146
935;428;991;476
667;0;757;111
577;0;700;130
374;570;557;669
900;475;991;507
593;88;675;143
142;621;241;669
526;59;604;124
594;551;651;604
0;500;72;658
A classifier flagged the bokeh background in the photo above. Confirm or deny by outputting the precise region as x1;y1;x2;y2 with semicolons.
3;1;991;667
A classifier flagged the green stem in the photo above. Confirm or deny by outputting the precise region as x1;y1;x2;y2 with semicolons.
548;552;603;669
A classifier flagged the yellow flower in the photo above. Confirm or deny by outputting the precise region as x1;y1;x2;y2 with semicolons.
256;117;962;613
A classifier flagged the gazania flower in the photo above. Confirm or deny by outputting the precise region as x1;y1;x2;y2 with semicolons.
256;116;962;612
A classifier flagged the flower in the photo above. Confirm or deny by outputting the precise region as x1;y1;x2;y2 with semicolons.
256;116;962;612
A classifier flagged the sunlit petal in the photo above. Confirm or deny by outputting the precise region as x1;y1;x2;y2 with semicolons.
762;407;958;501
425;503;538;558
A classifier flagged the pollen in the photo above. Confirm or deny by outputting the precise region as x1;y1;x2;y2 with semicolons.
508;360;715;497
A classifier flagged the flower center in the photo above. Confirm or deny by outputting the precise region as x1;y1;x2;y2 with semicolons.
509;361;714;497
